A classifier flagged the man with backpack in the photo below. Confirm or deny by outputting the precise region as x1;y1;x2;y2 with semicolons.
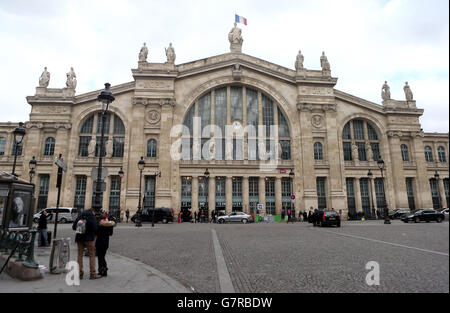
72;208;101;280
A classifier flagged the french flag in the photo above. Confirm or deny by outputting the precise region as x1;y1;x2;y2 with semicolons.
235;14;247;25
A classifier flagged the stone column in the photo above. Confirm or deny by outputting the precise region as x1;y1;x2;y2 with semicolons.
243;176;249;214
438;177;446;209
259;176;266;213
192;176;199;212
388;134;408;209
275;177;282;215
226;176;232;214
104;176;111;211
412;134;433;208
354;177;363;213
209;175;216;212
85;175;94;209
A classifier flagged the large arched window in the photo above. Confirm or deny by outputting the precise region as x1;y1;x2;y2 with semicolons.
401;144;410;162
314;142;323;160
424;146;433;162
147;139;157;158
43;137;55;156
342;119;380;161
438;146;446;163
181;86;291;161
78;112;125;157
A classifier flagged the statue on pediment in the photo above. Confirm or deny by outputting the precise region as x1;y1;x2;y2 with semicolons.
403;82;413;101
139;43;148;62
295;50;304;71
352;143;359;161
366;142;373;161
105;138;113;158
228;23;243;53
381;81;391;101
39;67;50;87
165;43;176;64
320;52;330;71
66;67;77;89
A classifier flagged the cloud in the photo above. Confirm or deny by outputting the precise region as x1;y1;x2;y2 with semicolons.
0;0;447;133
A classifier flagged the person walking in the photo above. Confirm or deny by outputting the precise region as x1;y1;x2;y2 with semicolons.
37;210;50;247
287;208;291;223
194;211;197;223
72;208;101;280
125;209;130;223
281;209;285;223
95;211;115;277
303;211;307;222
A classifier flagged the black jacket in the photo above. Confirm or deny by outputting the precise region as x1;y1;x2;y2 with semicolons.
38;213;49;230
72;210;98;242
96;224;113;250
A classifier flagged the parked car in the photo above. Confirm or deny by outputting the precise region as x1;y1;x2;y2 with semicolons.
439;208;449;221
312;210;341;227
389;209;411;220
33;207;78;224
401;209;445;223
130;207;174;224
217;212;253;224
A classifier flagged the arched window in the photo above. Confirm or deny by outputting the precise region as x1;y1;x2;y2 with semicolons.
78;112;125;157
147;139;157;158
342;119;380;161
43;137;55;156
401;144;410;162
181;86;291;161
438;146;446;163
314;142;323;160
0;137;5;155
424;146;434;162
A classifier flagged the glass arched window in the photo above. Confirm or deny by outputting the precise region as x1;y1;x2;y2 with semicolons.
342;119;380;161
78;112;125;157
438;146;446;163
147;139;157;158
424;146;433;162
0;137;5;155
401;144;410;162
181;86;291;161
43;137;55;156
314;142;323;160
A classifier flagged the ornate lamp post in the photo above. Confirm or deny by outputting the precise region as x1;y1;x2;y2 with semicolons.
93;83;115;213
11;122;26;177
151;171;161;227
377;158;390;224
118;167;124;222
367;169;375;219
204;168;210;220
289;168;295;219
29;156;37;183
434;171;441;210
136;157;145;227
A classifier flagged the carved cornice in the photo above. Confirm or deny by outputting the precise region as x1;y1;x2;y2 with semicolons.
296;101;336;112
25;122;43;129
132;97;176;107
387;131;404;138
410;130;425;138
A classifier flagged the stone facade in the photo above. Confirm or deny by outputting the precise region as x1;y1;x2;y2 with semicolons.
0;34;448;220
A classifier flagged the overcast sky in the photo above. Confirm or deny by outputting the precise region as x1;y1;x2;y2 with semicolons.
0;0;448;133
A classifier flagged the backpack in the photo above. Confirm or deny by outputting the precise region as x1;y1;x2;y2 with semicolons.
76;217;87;234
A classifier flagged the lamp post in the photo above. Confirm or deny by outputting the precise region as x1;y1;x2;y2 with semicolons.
29;156;37;183
151;171;161;227
367;169;375;219
377;158;390;224
11;122;26;177
434;171;441;210
289;168;294;220
136;157;145;227
204;168;210;221
118;167;124;222
93;83;115;213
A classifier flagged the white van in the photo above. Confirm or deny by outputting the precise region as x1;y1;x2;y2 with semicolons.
33;207;79;224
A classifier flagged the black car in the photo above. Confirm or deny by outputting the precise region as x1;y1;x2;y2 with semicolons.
131;208;174;224
312;210;341;227
401;209;445;223
389;209;411;220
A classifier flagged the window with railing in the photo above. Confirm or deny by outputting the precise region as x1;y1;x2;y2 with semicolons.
316;177;327;209
43;137;55;156
401;144;410;162
147;139;157;158
314;142;323;160
425;146;434;162
0;137;5;155
438;146;446;163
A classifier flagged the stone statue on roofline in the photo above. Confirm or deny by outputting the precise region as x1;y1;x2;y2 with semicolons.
228;22;243;53
66;67;77;89
320;51;330;71
88;136;96;157
165;43;176;64
295;50;304;71
139;42;148;62
403;81;413;101
39;67;50;87
381;81;391;101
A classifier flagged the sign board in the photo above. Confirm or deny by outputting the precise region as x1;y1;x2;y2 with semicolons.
91;167;108;181
93;180;107;192
257;203;264;211
54;157;67;172
291;195;295;200
280;169;286;174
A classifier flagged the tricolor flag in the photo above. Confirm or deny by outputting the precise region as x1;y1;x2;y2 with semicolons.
235;14;247;25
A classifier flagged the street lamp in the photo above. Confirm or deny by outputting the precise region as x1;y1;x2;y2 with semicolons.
204;168;210;221
92;83;115;214
118;167;124;222
151;171;161;227
11;122;26;177
367;169;375;219
289;169;294;220
377;158;390;224
29;156;37;183
136;157;145;227
434;171;441;210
